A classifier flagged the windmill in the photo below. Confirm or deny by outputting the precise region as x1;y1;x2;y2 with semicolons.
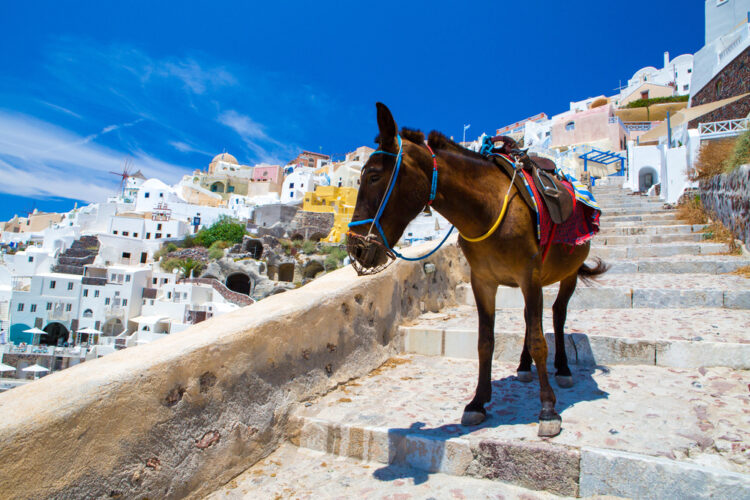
110;159;134;197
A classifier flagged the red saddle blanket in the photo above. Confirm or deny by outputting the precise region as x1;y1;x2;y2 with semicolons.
520;170;600;247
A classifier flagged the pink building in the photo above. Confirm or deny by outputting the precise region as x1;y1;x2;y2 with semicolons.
550;104;629;152
251;165;282;183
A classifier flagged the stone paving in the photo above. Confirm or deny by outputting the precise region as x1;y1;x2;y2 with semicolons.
207;443;579;500
402;306;750;344
293;355;750;475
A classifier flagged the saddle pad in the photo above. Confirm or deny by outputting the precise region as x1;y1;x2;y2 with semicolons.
521;170;601;247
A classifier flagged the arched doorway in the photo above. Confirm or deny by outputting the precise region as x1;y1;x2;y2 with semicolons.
243;239;263;259
303;260;324;279
638;167;658;192
290;233;304;241
42;322;70;346
226;273;252;295
102;318;124;336
278;263;295;282
210;182;225;193
309;232;327;242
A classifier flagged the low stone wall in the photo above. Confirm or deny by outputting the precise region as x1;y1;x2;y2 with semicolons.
0;239;469;499
700;164;750;244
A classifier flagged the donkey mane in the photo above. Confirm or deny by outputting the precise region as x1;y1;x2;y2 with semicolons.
374;127;426;146
427;130;487;162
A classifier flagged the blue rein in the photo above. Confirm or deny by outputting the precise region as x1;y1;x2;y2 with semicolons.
348;135;455;262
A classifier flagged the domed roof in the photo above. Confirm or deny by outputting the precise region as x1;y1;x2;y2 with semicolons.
211;153;238;165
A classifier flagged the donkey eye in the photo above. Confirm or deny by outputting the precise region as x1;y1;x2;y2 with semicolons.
369;174;381;184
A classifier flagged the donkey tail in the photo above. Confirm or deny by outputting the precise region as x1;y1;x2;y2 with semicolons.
577;257;609;285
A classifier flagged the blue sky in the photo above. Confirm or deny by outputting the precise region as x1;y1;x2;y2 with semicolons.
0;1;704;221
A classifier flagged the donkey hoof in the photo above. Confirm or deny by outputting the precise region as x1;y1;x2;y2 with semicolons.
555;375;574;388
538;417;562;437
517;371;533;383
461;411;486;426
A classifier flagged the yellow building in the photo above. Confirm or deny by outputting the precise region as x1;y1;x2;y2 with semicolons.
301;186;358;242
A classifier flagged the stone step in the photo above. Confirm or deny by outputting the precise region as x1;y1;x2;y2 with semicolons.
599;233;704;245
455;273;750;309
606;255;750;274
600;207;670;216
598;224;706;236
590;241;729;259
401;307;750;369
599;213;677;223
207;442;569;500
292;355;750;499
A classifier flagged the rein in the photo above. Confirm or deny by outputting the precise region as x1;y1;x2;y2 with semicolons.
347;134;517;273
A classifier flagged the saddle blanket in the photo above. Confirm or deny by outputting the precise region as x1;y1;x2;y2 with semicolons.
520;169;601;247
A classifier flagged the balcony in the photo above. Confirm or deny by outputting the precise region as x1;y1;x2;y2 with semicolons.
82;277;107;286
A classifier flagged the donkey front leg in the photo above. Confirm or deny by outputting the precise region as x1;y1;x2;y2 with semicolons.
552;273;578;388
522;281;561;437
462;274;497;426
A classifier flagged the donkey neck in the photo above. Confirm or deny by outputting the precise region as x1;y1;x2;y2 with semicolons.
428;150;514;239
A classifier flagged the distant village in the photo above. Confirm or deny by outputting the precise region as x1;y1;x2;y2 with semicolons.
1;1;748;390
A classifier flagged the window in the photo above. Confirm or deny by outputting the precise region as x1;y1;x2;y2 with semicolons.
687;68;692;73
122;252;131;260
67;282;74;290
30;304;37;313
46;302;52;311
159;192;164;198
65;304;72;312
157;223;162;230
146;232;151;239
94;290;100;298
155;233;162;239
105;298;111;305
144;192;150;198
113;230;118;235
289;191;294;198
565;121;575;131
122;231;129;236
83;289;89;297
122;299;128;306
133;233;138;238
167;292;172;299
683;84;689;91
166;234;171;238
641;90;649;100
83;309;93;318
227;185;235;193
50;280;56;289
289;182;295;189
125;275;131;282
153;278;158;285
17;303;23;312
28;256;33;262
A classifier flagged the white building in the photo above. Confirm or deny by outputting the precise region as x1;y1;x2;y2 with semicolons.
618;52;694;102
281;167;317;204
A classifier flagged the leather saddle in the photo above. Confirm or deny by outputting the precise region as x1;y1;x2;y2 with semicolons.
488;136;575;225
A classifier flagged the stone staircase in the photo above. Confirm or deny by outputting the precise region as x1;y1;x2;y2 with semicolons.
210;186;750;499
51;235;100;275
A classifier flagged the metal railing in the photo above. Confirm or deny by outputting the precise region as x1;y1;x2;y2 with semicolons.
622;122;654;132
699;118;750;140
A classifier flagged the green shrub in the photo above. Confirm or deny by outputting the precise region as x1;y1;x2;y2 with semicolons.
181;235;196;248
324;254;339;270
208;247;224;260
301;240;316;254
209;240;231;250
153;243;177;261
726;129;750;172
624;95;689;109
193;216;246;248
160;257;181;272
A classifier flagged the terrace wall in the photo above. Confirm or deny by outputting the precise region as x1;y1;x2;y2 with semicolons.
0;239;469;499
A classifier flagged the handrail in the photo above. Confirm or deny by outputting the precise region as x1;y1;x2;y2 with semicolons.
699;118;750;139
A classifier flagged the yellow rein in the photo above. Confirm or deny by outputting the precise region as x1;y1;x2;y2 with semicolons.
459;167;517;243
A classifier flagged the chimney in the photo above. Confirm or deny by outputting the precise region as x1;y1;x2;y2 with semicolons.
663;51;670;69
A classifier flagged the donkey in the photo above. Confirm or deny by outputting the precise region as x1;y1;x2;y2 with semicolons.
347;103;608;437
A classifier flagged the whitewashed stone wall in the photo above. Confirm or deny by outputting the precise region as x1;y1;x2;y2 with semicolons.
700;164;750;244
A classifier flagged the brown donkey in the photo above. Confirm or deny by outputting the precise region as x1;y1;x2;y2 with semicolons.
348;103;608;437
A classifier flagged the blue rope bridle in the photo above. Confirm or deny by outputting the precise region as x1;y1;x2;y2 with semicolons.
348;135;455;262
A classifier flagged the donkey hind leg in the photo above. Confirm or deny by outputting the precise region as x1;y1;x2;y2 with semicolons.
462;275;497;426
552;274;578;388
516;307;533;383
523;281;561;437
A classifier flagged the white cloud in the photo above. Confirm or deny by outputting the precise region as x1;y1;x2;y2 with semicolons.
0;111;188;203
218;110;296;164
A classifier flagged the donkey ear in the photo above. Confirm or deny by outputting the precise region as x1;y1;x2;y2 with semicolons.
376;102;398;146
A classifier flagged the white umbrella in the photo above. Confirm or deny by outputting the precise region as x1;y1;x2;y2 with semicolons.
77;327;102;334
22;364;50;379
23;327;46;344
0;363;16;373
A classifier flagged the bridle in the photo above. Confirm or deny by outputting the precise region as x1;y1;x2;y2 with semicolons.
347;134;455;275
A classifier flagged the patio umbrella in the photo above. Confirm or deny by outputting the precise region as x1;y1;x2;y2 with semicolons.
76;326;102;345
0;362;16;373
22;364;50;380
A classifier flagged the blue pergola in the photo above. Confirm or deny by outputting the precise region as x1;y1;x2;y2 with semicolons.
579;149;626;184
